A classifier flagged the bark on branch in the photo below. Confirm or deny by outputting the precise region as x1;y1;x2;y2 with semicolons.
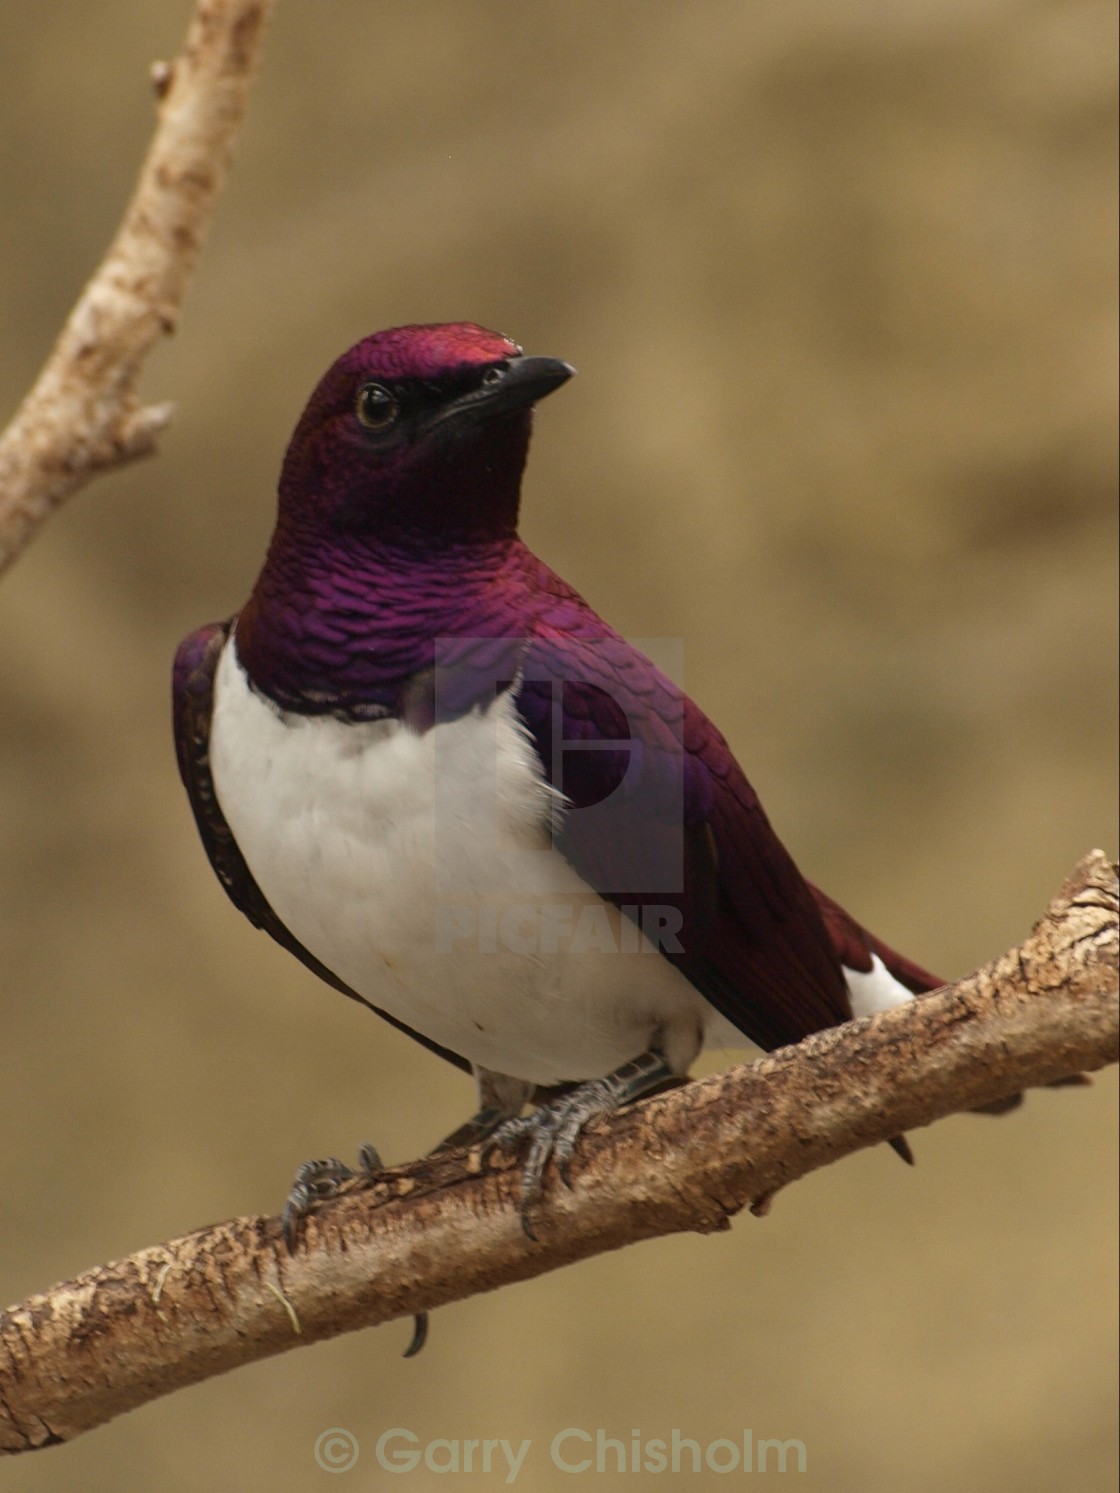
0;0;274;577
1;850;1115;1455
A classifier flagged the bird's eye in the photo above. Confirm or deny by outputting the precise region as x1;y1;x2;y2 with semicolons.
355;383;399;431
480;363;508;387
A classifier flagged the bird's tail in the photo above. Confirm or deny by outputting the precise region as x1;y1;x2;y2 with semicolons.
806;882;1077;1118
808;882;943;993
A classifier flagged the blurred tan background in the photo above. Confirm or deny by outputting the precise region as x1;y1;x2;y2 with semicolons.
0;1;1116;1489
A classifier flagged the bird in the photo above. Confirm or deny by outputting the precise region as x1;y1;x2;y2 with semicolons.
173;321;964;1344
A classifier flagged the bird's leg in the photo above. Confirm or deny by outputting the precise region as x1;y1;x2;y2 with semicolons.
490;1050;681;1240
433;1069;535;1153
281;1143;429;1358
431;1107;517;1151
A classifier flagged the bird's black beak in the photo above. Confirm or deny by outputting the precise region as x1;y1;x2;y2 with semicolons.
488;355;575;408
434;355;575;428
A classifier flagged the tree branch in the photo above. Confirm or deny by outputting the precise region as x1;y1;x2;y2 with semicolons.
0;0;275;577
1;850;1114;1454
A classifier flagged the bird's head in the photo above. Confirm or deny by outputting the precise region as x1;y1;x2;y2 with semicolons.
276;323;573;546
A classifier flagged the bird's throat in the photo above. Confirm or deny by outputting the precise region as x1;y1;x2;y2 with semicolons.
234;530;531;719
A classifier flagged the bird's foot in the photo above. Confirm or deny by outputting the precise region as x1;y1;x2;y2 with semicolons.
281;1141;385;1248
281;1143;428;1358
490;1050;678;1240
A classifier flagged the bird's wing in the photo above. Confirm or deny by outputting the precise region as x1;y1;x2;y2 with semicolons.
512;572;853;1051
172;621;472;1074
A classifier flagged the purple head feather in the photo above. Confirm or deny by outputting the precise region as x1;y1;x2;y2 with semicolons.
236;323;572;712
277;323;529;540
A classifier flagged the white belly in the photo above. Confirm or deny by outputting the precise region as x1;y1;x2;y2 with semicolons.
208;637;736;1085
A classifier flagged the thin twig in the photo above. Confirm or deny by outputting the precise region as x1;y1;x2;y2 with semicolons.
0;0;275;576
1;850;1114;1455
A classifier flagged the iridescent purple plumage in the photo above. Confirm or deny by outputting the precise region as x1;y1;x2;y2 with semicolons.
174;322;958;1268
176;321;944;1064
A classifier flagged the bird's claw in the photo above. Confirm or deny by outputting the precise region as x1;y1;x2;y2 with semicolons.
402;1311;429;1358
281;1145;384;1251
282;1155;360;1250
356;1140;385;1174
491;1075;639;1239
280;1143;428;1358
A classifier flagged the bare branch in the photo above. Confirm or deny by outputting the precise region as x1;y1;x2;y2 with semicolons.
0;0;275;576
1;850;1115;1454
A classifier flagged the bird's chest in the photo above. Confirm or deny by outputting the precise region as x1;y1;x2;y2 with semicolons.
209;632;561;929
208;640;570;1058
208;639;706;1084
